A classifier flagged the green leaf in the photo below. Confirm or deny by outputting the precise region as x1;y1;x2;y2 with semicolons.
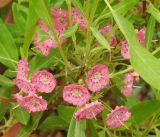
67;115;86;137
3;69;16;78
52;0;65;8
16;112;42;137
145;16;156;49
75;121;86;137
22;0;38;58
12;107;30;125
0;74;14;87
12;3;28;31
104;0;160;90
90;27;111;51
29;49;61;72
130;100;160;124
147;3;160;23
98;131;105;137
38;116;68;130
0;102;11;120
87;120;99;137
94;0;140;24
37;28;51;42
61;23;79;38
58;105;75;124
71;0;84;15
0;20;18;69
0;90;12;120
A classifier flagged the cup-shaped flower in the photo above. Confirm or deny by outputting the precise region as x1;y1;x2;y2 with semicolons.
31;70;56;93
75;101;104;120
106;106;131;129
63;84;90;106
13;94;48;113
86;64;109;92
13;79;36;95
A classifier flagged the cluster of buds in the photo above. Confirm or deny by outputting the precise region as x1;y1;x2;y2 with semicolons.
121;28;146;59
122;72;139;97
99;24;117;47
34;6;87;56
13;58;56;113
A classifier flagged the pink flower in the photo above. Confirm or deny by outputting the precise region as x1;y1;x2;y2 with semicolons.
63;84;90;106
121;28;146;59
106;106;131;129
99;24;117;47
34;7;68;56
16;58;29;80
13;79;36;95
75;101;104;120
51;7;68;31
121;40;130;59
31;70;56;93
136;27;146;47
36;19;50;33
121;72;139;97
13;94;48;113
34;33;55;56
86;64;109;92
71;7;87;29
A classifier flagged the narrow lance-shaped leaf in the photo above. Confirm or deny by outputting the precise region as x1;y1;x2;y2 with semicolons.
67;112;86;137
147;3;160;23
61;23;79;38
22;0;38;58
12;107;30;125
145;16;156;50
104;0;160;90
94;0;140;24
0;74;14;87
90;27;111;51
0;20;18;69
71;0;84;15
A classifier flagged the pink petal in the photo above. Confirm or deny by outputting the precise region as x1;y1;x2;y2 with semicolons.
13;78;36;95
75;101;104;120
106;106;131;129
13;94;48;113
63;84;90;106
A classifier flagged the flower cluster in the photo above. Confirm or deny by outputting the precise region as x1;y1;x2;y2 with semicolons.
62;64;131;128
99;24;117;47
121;72;139;97
34;6;87;56
13;58;56;113
121;28;146;59
63;64;108;120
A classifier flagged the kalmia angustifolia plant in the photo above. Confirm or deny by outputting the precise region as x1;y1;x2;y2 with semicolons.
0;0;160;137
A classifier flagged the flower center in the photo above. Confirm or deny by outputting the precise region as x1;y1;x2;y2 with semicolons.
71;89;82;97
58;18;64;24
30;98;38;104
40;76;48;83
92;72;101;82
